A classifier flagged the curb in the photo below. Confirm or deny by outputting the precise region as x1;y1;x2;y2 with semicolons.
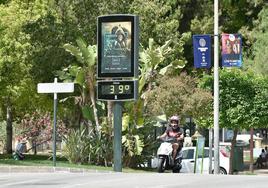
0;166;114;173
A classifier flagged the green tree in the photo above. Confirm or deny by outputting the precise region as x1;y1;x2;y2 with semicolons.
245;6;268;75
52;0;132;45
200;69;268;174
130;0;189;66
146;74;212;118
0;0;43;153
221;0;265;33
61;38;100;134
139;38;186;97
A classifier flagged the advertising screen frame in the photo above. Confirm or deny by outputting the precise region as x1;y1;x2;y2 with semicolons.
97;15;139;78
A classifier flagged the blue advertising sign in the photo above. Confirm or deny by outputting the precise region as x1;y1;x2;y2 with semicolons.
221;34;242;67
193;35;211;68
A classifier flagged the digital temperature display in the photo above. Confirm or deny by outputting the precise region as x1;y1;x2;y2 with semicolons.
101;84;131;95
97;80;138;101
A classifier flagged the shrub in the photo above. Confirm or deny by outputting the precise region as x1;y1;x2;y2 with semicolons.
62;128;90;164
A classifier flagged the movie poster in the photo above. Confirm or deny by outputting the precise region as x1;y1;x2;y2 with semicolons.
221;34;242;67
101;22;132;74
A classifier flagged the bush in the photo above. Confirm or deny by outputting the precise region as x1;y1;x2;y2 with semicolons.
62;128;90;164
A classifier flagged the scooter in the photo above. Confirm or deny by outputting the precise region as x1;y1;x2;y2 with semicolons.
157;137;182;173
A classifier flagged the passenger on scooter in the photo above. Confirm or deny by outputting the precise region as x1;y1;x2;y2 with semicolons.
158;115;184;161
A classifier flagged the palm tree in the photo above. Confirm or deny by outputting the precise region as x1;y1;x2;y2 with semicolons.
63;38;100;135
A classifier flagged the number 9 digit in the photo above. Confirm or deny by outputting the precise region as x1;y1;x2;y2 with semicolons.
119;85;124;94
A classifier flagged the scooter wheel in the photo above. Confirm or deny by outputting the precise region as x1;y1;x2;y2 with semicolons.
172;164;181;173
172;168;181;173
157;158;165;173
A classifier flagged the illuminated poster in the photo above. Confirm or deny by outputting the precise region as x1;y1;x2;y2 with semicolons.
101;22;132;74
221;34;242;67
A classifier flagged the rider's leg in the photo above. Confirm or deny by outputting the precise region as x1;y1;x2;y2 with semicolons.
172;143;179;161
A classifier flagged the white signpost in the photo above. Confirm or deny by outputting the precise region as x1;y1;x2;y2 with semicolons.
38;78;74;167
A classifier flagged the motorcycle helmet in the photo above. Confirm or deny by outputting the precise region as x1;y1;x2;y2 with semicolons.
169;115;180;129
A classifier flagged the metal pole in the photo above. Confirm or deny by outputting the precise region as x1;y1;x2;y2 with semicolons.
53;78;58;167
213;0;220;174
222;128;225;142
209;128;213;174
113;102;122;172
249;128;254;173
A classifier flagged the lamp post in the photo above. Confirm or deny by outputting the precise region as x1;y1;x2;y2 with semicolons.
213;0;220;174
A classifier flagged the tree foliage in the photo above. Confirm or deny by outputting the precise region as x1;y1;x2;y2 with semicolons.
146;74;212;118
246;6;268;75
60;38;101;134
130;0;190;67
200;69;268;130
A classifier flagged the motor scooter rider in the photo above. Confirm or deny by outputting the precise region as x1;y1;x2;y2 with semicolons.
157;115;184;161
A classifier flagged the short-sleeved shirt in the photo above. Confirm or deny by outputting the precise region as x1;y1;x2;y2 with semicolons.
165;126;184;138
260;152;266;159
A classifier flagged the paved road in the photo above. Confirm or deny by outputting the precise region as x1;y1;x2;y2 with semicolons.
0;172;267;188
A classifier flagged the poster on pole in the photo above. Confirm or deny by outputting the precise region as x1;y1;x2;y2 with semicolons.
97;15;139;78
193;35;211;68
221;34;242;67
194;137;205;173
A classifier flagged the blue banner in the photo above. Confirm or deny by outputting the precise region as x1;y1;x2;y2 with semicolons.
193;35;211;68
221;34;242;67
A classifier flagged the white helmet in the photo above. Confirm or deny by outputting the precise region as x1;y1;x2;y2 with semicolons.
170;115;180;122
169;115;180;129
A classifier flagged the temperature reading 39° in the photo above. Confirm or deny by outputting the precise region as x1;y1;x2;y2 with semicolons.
102;84;132;95
97;80;137;101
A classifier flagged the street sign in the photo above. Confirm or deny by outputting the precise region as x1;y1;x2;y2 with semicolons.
38;82;74;93
97;15;139;78
97;80;138;101
193;35;211;68
37;78;74;167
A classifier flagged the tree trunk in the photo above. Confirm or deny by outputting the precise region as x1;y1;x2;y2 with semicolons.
6;103;13;154
249;128;254;173
89;83;100;135
33;140;37;155
107;101;113;135
229;129;238;174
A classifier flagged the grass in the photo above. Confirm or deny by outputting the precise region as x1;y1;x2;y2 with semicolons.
0;154;153;173
243;150;259;162
242;172;257;175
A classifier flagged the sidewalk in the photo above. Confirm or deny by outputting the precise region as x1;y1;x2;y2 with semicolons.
1;164;268;175
239;163;268;176
0;165;113;173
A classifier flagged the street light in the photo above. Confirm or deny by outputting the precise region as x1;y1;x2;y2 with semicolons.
213;0;220;174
